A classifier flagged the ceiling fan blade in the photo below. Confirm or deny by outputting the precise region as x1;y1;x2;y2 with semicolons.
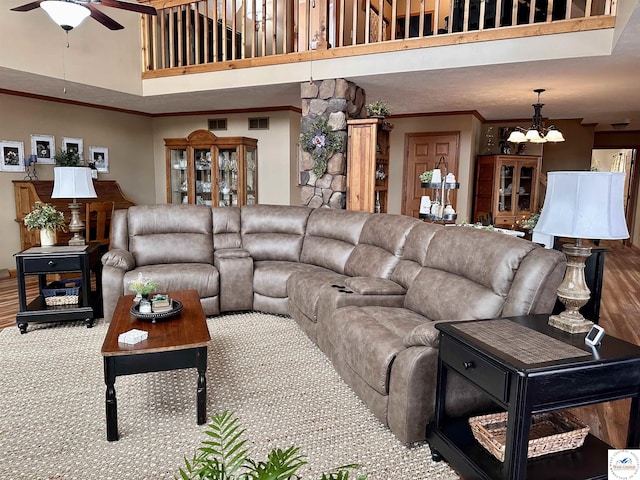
86;3;124;30
98;0;157;16
10;0;44;12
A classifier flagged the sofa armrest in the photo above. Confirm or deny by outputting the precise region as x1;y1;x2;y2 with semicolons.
343;277;406;295
403;322;441;348
214;248;251;260
102;249;136;271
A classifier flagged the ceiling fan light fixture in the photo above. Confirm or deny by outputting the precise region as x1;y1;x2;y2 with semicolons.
41;1;90;31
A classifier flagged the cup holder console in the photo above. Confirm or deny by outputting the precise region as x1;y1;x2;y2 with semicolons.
331;284;353;294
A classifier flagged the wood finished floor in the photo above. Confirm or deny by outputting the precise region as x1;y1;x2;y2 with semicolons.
0;240;638;448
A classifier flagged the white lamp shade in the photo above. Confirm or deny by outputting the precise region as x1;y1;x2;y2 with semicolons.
525;129;545;142
545;129;566;142
41;1;90;29
52;167;97;199
534;171;629;240
507;130;527;143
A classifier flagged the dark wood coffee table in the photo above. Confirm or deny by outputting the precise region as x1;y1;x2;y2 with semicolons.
101;289;210;441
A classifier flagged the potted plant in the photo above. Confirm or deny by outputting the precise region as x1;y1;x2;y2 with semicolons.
128;272;158;299
23;202;66;246
365;100;390;118
54;148;81;167
177;410;367;480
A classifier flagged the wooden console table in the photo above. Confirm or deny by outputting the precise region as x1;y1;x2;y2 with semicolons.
426;314;640;480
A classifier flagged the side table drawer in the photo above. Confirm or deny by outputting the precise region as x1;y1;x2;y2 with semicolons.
22;256;82;273
440;335;509;402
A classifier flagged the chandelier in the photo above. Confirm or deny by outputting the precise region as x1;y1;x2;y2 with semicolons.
507;89;565;144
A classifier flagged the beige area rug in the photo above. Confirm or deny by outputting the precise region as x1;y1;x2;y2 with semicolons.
0;312;459;480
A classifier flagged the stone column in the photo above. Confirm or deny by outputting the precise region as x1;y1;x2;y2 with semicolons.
299;78;366;208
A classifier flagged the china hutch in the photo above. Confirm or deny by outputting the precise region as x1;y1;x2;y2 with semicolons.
165;130;258;207
473;154;542;228
346;118;391;213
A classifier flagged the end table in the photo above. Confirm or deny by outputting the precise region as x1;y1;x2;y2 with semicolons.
14;243;103;333
426;314;640;480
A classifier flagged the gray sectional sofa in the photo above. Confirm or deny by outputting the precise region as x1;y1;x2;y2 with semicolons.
102;204;566;443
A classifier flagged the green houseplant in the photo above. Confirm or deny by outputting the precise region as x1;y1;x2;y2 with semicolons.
23;202;66;246
128;272;159;297
365;100;390;118
54;148;81;166
177;411;367;480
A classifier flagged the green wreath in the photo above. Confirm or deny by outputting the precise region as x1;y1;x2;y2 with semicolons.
300;117;343;178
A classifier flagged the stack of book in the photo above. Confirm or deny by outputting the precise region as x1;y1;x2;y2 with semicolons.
151;294;172;313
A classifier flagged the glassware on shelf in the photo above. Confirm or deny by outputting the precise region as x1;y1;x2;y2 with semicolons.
375;191;381;213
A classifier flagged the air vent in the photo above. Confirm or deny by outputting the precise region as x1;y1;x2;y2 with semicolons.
208;118;227;131
249;117;269;130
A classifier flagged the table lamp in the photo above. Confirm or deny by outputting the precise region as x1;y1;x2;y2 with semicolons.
534;171;629;333
51;167;97;246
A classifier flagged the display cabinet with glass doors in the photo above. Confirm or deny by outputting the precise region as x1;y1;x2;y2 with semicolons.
473;155;541;228
165;130;258;207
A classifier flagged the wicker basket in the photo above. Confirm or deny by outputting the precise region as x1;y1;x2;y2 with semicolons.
469;411;589;462
42;279;81;306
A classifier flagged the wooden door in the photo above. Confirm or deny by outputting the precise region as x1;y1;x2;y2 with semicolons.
402;132;460;218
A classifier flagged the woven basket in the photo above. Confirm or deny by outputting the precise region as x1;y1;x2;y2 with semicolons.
42;279;81;306
469;411;589;462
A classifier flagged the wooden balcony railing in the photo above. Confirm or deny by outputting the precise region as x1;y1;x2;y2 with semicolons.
141;0;617;76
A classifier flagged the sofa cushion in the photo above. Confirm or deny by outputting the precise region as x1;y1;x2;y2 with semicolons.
241;205;312;261
345;214;420;278
326;305;428;395
404;268;505;320
300;209;369;274
390;222;442;289
253;260;332;298
424;226;536;297
212;207;242;250
123;263;219;298
128;205;214;267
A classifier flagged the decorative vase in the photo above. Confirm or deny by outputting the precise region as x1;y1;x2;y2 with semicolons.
40;228;55;246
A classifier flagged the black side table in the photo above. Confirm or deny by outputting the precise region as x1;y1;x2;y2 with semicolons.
14;243;103;333
426;314;640;480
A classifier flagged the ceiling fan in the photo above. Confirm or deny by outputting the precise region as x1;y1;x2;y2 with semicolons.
11;0;157;31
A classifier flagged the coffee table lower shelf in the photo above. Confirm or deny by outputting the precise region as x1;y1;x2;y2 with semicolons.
426;417;609;480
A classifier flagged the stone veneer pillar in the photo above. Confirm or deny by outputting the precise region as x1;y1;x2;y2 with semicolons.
299;79;366;208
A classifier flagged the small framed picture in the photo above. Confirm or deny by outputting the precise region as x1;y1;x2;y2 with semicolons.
31;134;55;164
0;141;25;172
62;137;83;161
89;146;109;173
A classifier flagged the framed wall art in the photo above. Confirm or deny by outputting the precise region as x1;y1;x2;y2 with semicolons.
0;140;25;172
31;134;55;164
89;146;109;173
62;137;84;161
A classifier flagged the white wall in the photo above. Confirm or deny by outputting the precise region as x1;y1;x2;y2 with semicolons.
0;93;155;269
